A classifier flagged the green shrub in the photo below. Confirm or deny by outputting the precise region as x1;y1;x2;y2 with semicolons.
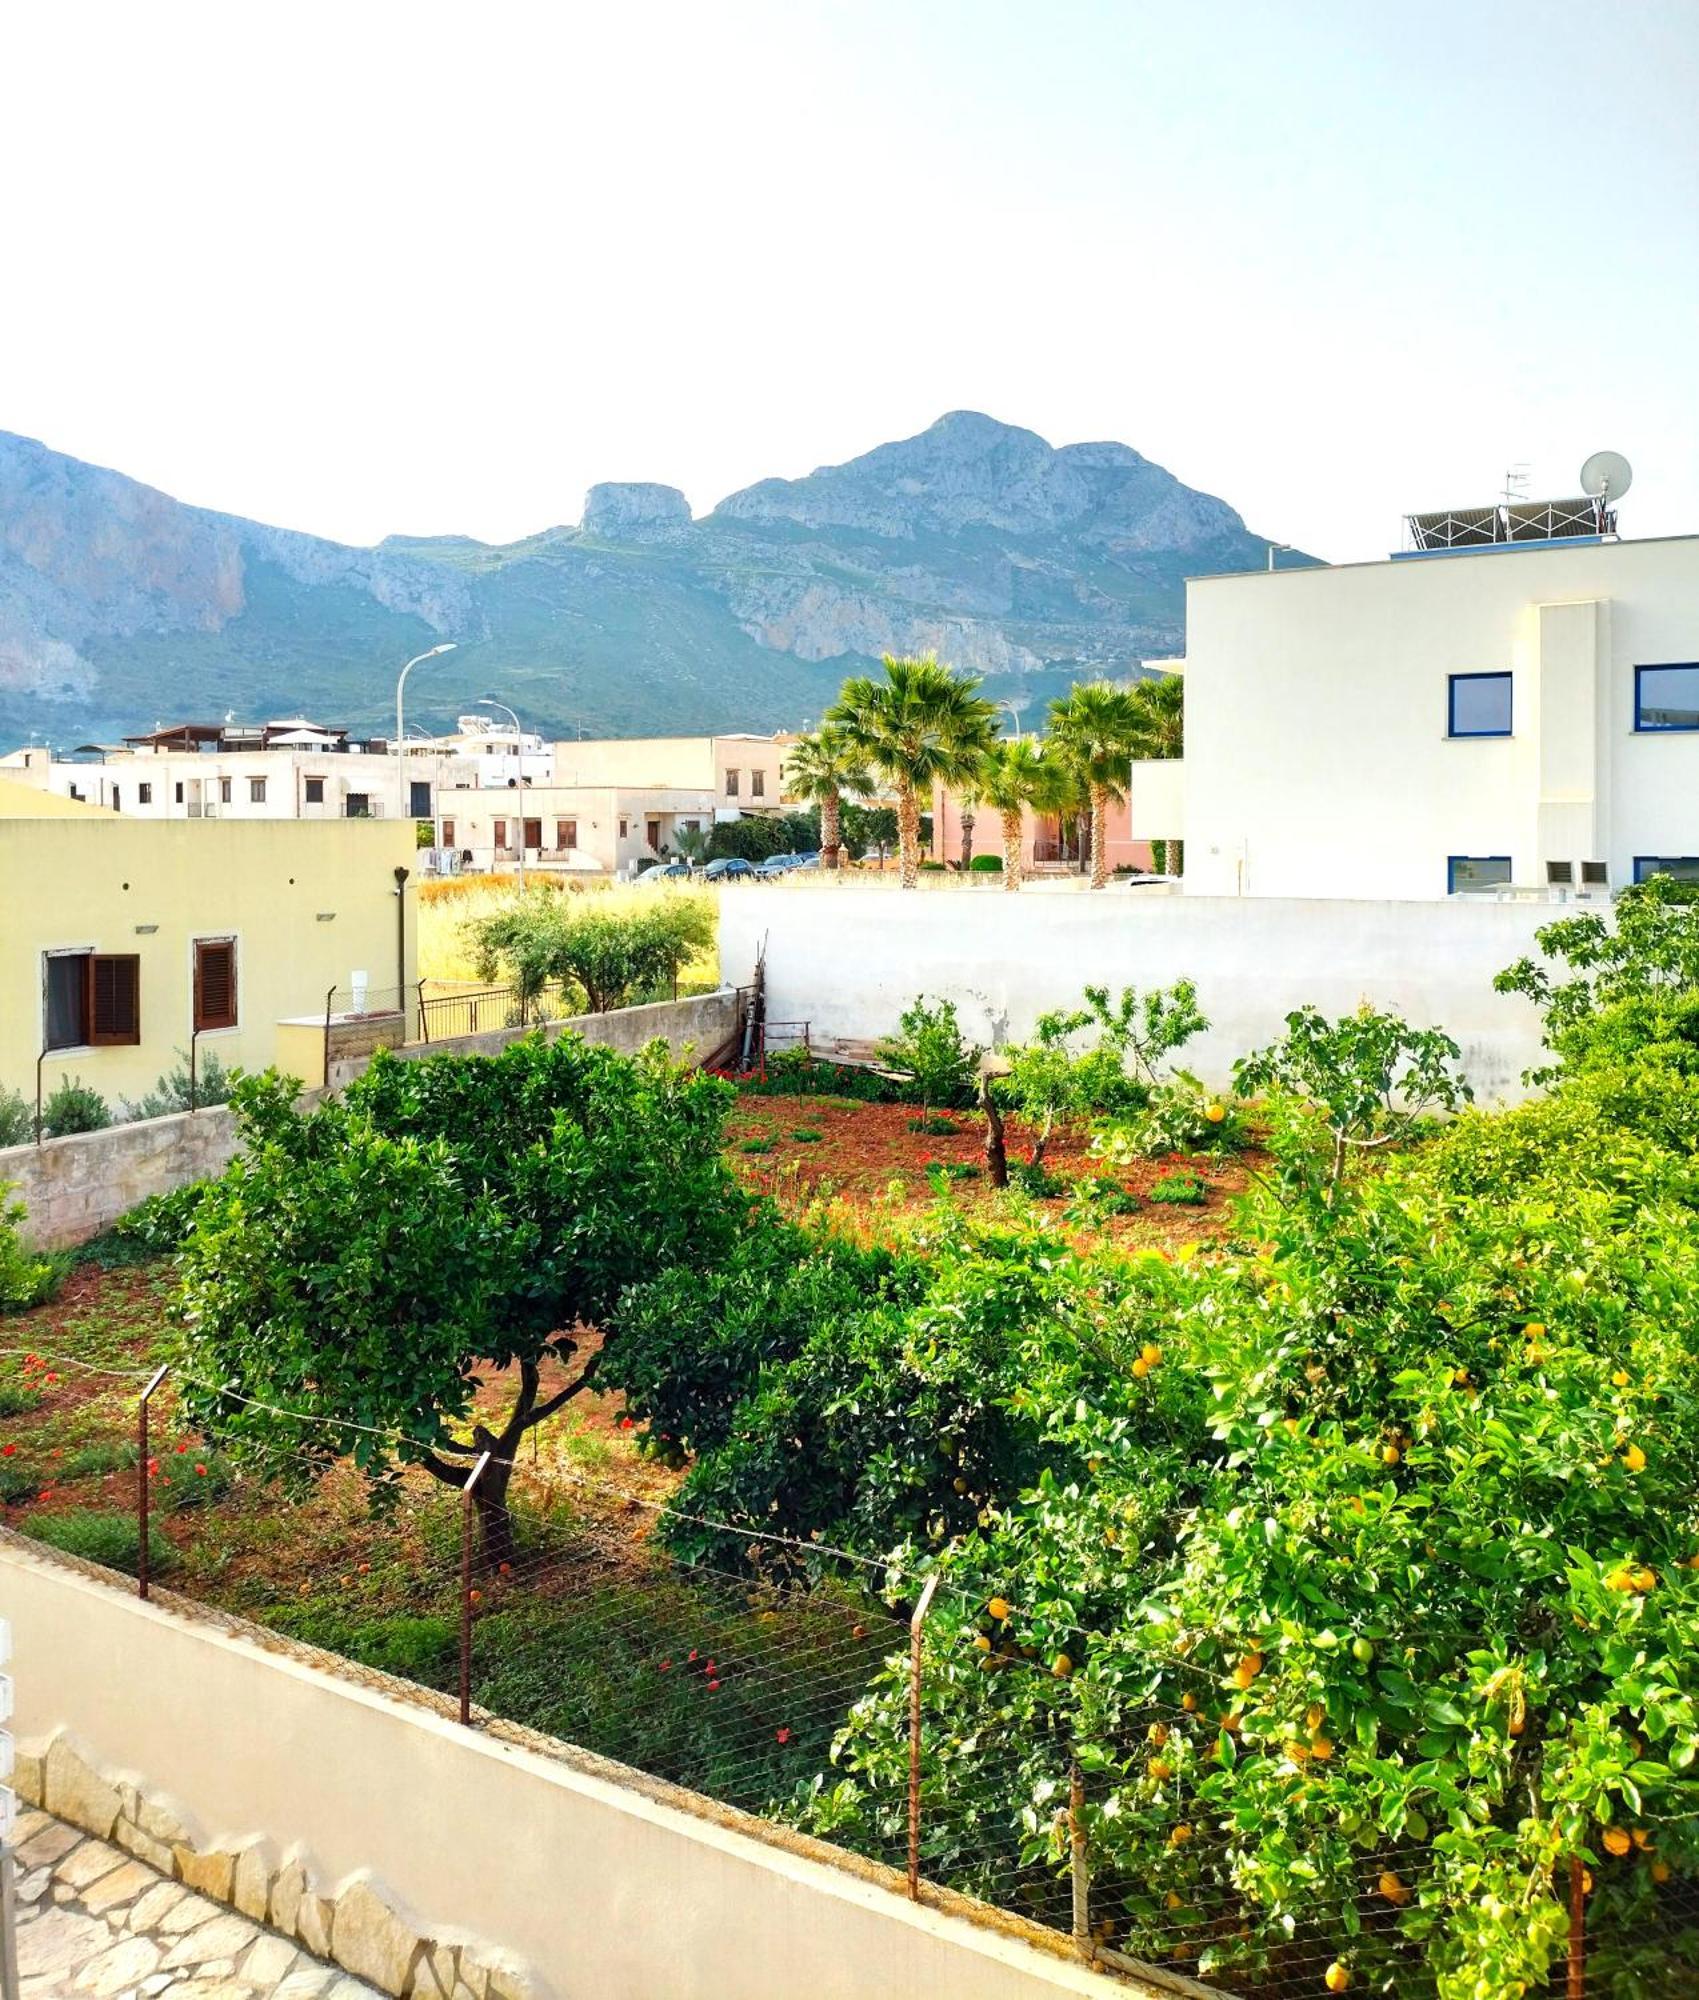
266;1605;457;1684
26;1509;172;1576
0;1088;32;1150
0;1367;42;1417
469;893;714;1013
122;1050;237;1121
0;1187;59;1313
58;1441;138;1482
1147;1169;1207;1204
968;853;1003;873
1062;1173;1142;1223
738;1136;775;1155
1007;1160;1064;1199
41;1078;111;1137
150;1446;235;1509
875;997;983;1110
739;1052;895;1102
78;1179;212;1269
924;1160;980;1188
790;1127;824;1143
1096;1073;1249;1161
907;1114;962;1136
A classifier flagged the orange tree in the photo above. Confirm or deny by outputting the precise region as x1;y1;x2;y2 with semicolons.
741;1004;1699;1997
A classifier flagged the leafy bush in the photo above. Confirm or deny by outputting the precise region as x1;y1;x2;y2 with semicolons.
1007;1159;1065;1199
0;1187;59;1313
26;1509;173;1576
0;1087;32;1150
968;853;1003;873
469;892;715;1013
924;1160;980;1188
1146;1168;1207;1204
122;1049;237;1121
265;1604;457;1684
1061;1174;1141;1224
738;1136;775;1155
0;1361;43;1415
907;1114;962;1136
41;1078;111;1137
110;1180;211;1257
790;1127;823;1143
739;1052;895;1102
149;1445;235;1508
1095;1071;1249;1161
874;997;983;1110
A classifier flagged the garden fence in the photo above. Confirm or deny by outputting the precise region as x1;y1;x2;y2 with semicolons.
7;1338;1697;2000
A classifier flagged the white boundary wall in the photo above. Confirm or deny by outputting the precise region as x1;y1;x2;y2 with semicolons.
1;1539;1132;2000
721;890;1556;1101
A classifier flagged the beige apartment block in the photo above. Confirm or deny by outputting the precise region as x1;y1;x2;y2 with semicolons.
433;784;718;876
0;779;417;1111
550;732;794;812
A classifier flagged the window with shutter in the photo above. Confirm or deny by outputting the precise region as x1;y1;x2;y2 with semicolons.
194;938;238;1031
523;818;542;850
44;953;90;1050
88;955;141;1046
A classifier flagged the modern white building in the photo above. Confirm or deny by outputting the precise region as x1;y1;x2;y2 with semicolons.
1138;514;1699;900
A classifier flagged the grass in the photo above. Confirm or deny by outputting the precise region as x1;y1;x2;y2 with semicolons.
790;1127;824;1143
27;1508;173;1577
1149;1170;1209;1206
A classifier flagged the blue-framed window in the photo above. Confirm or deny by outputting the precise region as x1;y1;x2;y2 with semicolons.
1448;671;1512;737
1448;855;1513;894
1635;664;1699;732
1633;857;1699;884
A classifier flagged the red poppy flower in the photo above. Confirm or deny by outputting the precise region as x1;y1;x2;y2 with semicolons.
659;1659;672;1672
776;1727;792;1744
175;1443;189;1454
146;1458;159;1475
688;1649;699;1662
707;1679;721;1692
0;1445;13;1458
620;1416;634;1430
44;1373;59;1385
37;1489;52;1502
195;1464;208;1477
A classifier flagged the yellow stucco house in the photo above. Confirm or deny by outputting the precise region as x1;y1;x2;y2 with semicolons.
0;778;417;1116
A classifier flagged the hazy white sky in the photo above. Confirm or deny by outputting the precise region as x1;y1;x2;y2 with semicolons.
3;0;1694;562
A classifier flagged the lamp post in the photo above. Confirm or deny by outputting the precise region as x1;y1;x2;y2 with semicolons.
999;698;1027;742
476;697;528;889
394;644;457;819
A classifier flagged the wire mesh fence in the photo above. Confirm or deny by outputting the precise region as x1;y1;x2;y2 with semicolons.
8;1338;1699;1998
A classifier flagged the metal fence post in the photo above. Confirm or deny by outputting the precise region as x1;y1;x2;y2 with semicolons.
459;1451;493;1727
136;1365;170;1600
1070;1754;1091;1957
907;1574;940;1899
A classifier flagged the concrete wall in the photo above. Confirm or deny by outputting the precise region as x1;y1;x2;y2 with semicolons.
1179;533;1699;900
1;989;741;1248
719;888;1553;1101
1;1538;1132;2000
0;814;417;1108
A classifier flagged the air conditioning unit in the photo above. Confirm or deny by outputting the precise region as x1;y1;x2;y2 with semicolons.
1544;860;1574;887
1578;860;1609;898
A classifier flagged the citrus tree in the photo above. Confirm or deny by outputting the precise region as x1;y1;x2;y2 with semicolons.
176;1038;743;1561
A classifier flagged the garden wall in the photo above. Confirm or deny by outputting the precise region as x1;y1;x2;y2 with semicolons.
720;890;1554;1101
0;1535;1137;2000
1;988;741;1248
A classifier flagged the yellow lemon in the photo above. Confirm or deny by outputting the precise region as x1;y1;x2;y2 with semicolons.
1603;1827;1632;1857
987;1596;1011;1623
1324;1962;1351;1993
1623;1443;1647;1473
1142;1342;1163;1367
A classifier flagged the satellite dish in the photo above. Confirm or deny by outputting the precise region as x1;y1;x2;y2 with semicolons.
1580;450;1632;502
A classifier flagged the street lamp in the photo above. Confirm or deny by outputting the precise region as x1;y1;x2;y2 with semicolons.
394;643;457;818
999;698;1027;742
476;697;528;889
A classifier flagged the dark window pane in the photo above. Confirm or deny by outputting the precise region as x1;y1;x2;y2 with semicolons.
1449;674;1512;736
1637;665;1699;730
1449;856;1513;893
1634;857;1699;884
44;954;87;1050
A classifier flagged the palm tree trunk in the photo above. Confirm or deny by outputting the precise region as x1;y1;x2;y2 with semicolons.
1001;808;1022;891
1090;783;1110;890
897;781;921;888
821;790;842;870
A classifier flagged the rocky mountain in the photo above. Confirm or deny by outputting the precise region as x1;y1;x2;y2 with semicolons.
0;413;1303;745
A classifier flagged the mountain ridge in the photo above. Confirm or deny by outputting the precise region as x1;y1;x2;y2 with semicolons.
0;413;1305;744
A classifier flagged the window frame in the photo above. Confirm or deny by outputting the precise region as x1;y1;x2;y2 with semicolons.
751;769;766;798
724;769;740;797
557;818;577;849
1634;663;1699;734
192;935;239;1033
304;776;326;805
1447;671;1513;739
441;817;456;848
1447;855;1513;895
1632;857;1699;885
249;776;268;804
138;782;152;805
219;777;232;805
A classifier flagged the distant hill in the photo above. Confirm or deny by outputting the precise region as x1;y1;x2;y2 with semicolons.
0;412;1307;745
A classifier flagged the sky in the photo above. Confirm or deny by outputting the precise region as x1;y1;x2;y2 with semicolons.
2;0;1695;563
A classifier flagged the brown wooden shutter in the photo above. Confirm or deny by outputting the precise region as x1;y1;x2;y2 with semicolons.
87;954;141;1046
194;938;238;1031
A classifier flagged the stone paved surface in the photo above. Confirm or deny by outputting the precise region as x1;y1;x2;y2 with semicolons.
10;1808;384;1999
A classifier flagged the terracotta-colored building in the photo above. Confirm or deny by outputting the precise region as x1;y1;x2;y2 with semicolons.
928;782;1157;876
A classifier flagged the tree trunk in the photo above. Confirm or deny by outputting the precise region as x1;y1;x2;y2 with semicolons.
980;1071;1008;1188
1001;808;1023;891
1089;784;1110;890
897;780;921;888
473;1458;518;1570
821;790;842;870
960;809;976;872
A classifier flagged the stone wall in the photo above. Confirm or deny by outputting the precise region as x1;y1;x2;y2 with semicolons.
1;988;742;1249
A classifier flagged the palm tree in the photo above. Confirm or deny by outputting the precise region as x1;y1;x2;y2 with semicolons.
975;738;1051;892
828;655;997;887
782;728;870;871
1047;680;1142;889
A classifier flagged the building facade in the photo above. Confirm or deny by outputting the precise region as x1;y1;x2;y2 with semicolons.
432;785;718;877
0;780;417;1114
1163;530;1699;899
551;733;792;810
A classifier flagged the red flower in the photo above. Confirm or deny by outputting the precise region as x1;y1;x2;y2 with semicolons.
688;1649;699;1662
705;1659;717;1674
194;1464;208;1477
707;1679;721;1692
44;1373;59;1385
659;1659;672;1672
0;1445;13;1458
175;1443;189;1454
776;1727;792;1744
147;1458;159;1475
498;1561;512;1575
620;1416;635;1430
37;1489;52;1502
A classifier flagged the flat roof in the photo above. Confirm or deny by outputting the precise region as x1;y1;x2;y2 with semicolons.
1186;530;1699;587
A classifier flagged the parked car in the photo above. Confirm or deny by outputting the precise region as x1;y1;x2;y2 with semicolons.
703;857;760;881
635;861;693;884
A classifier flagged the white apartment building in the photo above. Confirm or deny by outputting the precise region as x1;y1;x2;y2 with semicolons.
434;785;718;877
1139;513;1699;900
551;733;792;811
1;715;552;824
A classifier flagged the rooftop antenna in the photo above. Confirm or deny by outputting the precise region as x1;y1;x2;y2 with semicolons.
1500;463;1530;506
1580;450;1632;536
